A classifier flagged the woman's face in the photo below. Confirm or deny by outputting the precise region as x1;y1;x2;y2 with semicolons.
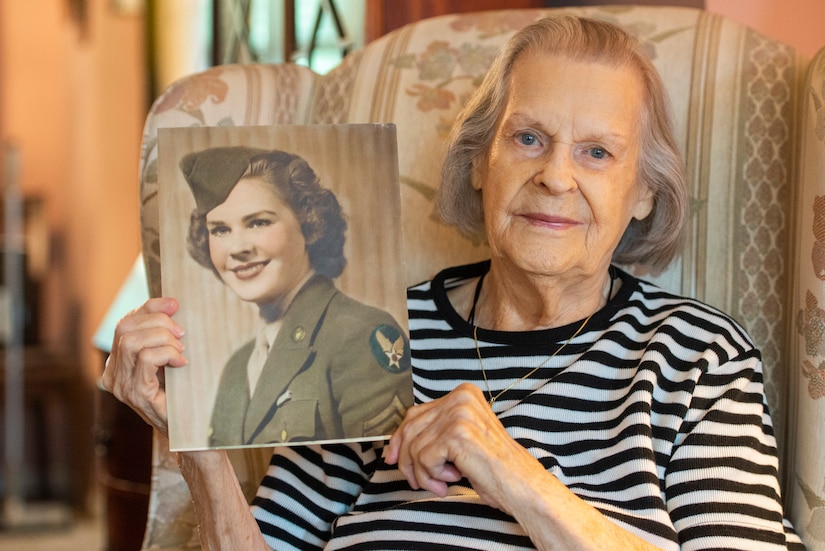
477;52;654;282
206;176;312;306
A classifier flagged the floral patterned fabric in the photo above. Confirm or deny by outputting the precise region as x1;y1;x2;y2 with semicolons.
136;6;824;549
790;46;825;551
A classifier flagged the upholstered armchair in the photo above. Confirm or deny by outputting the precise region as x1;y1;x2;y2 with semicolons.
133;6;825;549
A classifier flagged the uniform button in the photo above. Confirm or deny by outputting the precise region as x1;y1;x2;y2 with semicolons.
281;430;288;442
291;326;306;343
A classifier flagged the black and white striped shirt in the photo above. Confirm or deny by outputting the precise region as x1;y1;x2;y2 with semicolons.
252;261;803;550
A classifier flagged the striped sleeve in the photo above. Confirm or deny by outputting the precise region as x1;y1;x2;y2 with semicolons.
636;293;796;551
661;310;795;549
251;442;381;550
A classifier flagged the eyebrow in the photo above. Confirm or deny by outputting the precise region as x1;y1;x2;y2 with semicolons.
206;210;278;226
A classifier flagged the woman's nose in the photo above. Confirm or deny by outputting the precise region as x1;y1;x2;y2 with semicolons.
228;232;254;257
533;144;577;193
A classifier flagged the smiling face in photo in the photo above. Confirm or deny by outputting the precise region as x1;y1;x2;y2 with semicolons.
206;176;312;306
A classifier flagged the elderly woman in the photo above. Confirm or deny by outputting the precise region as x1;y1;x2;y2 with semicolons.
180;147;411;446
103;15;803;550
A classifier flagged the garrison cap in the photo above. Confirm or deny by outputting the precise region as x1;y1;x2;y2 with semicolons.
180;146;268;213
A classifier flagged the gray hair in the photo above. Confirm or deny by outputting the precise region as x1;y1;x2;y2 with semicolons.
436;15;687;272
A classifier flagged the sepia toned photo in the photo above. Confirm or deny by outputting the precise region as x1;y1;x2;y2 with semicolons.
157;124;412;451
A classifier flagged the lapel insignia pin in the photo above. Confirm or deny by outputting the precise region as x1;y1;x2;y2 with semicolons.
291;326;307;343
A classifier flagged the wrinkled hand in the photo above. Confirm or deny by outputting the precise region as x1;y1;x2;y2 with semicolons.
101;297;188;435
385;383;542;512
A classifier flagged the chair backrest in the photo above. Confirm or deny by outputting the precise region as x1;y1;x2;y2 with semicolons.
136;6;825;549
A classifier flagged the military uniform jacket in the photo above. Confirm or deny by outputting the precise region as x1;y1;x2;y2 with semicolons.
208;274;412;447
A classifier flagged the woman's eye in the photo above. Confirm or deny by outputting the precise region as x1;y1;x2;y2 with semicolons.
249;218;272;229
209;226;229;237
587;146;608;159
518;132;539;146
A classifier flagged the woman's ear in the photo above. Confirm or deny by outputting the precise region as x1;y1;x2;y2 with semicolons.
632;184;654;221
470;156;485;191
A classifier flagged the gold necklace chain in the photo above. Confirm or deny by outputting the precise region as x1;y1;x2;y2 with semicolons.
473;312;594;408
468;268;613;408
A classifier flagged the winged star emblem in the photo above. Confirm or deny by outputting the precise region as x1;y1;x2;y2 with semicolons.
375;328;405;370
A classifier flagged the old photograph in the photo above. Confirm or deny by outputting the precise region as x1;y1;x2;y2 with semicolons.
157;124;412;451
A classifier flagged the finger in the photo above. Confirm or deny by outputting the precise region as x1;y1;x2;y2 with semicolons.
385;401;438;465
114;298;184;342
118;324;187;362
389;410;434;488
388;417;423;488
105;335;185;424
407;431;466;497
102;326;186;394
111;340;185;394
385;433;402;465
137;344;186;384
104;301;183;383
111;345;180;433
133;296;180;318
397;405;459;491
413;454;459;497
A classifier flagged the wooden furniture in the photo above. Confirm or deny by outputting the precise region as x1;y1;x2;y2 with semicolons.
0;348;89;510
96;351;153;551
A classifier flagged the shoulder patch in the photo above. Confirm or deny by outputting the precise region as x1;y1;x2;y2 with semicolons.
370;325;411;373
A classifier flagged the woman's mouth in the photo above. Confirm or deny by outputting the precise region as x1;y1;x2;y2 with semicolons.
231;261;268;280
520;212;579;229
